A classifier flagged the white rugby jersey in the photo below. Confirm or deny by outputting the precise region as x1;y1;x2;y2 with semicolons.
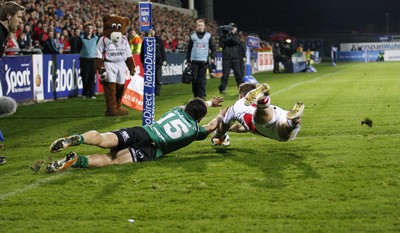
223;98;258;132
223;98;291;141
96;36;132;63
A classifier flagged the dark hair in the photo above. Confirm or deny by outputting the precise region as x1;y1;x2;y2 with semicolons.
0;1;25;21
184;98;207;121
238;83;256;96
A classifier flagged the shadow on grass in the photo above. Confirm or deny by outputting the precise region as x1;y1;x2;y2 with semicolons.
77;144;321;199
213;146;321;188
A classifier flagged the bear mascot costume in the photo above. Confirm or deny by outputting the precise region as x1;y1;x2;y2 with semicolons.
95;15;135;116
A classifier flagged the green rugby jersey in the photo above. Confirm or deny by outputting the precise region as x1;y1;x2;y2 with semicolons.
143;107;208;158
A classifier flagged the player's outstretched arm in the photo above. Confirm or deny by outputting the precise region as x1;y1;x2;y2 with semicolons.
178;96;224;110
202;108;227;134
205;96;224;107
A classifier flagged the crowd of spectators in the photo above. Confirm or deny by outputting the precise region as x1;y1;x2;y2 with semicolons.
4;0;212;55
4;0;270;56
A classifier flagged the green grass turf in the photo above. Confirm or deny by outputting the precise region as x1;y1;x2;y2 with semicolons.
0;62;399;232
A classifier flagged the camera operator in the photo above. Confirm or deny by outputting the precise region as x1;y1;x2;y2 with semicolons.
218;23;244;94
186;19;216;99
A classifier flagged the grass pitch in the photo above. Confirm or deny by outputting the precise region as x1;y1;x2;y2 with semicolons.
0;62;399;232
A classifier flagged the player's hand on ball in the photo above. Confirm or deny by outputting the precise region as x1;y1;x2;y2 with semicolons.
211;133;230;146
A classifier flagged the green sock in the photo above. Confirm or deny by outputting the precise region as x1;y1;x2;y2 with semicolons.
72;134;84;145
72;155;89;168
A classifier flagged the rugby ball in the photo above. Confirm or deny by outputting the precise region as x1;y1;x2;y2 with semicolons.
211;134;230;146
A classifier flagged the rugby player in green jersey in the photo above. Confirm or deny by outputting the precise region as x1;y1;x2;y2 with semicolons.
46;97;225;173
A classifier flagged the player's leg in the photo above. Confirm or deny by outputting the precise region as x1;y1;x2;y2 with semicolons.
243;83;270;106
50;130;119;153
287;101;305;120
253;105;274;124
277;117;302;141
243;83;274;123
45;148;134;173
87;148;133;167
277;102;305;141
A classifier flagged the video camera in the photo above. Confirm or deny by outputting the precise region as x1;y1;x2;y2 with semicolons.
218;23;236;35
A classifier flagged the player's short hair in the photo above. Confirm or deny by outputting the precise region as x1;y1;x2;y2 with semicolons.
185;98;207;121
0;1;25;21
196;19;205;25
238;83;257;96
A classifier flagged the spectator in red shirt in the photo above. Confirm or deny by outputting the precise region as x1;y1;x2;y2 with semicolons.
6;32;19;55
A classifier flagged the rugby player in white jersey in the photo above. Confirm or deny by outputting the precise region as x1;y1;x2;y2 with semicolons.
212;83;304;144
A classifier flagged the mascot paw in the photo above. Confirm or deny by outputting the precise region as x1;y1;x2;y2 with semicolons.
99;72;107;84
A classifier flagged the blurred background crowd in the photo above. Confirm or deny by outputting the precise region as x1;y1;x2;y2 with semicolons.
5;0;261;55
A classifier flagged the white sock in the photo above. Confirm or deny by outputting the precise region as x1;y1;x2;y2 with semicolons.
257;96;270;109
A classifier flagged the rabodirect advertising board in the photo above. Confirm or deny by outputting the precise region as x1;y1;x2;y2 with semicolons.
0;54;82;102
43;54;82;99
142;37;156;126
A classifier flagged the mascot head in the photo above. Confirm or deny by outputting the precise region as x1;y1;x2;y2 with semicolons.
102;14;130;44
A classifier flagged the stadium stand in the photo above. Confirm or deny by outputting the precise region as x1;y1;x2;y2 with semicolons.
6;0;239;54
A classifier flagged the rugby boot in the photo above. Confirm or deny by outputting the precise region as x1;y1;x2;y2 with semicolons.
0;156;6;165
46;151;78;173
243;83;270;106
287;101;305;120
50;135;82;153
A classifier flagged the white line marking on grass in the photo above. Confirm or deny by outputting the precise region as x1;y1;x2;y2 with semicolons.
0;173;66;201
271;73;335;97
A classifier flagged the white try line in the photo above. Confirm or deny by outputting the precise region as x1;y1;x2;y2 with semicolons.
271;72;336;97
0;173;66;201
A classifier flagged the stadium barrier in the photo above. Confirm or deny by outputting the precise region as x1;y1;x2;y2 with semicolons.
337;51;379;62
0;54;82;103
254;52;273;72
0;51;322;103
340;42;400;52
339;41;400;61
282;51;320;73
383;50;400;61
